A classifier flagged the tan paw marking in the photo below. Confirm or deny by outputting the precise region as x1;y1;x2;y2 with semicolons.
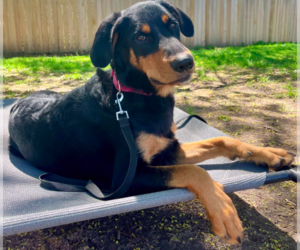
206;182;243;244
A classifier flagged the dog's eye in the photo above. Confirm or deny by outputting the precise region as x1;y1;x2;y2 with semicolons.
170;23;177;29
137;35;146;41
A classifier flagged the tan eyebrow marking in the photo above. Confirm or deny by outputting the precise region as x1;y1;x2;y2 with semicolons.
161;14;169;23
141;24;151;33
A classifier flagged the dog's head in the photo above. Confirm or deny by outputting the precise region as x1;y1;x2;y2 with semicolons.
90;0;195;96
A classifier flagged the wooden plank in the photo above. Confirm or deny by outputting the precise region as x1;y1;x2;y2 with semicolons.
241;0;246;44
65;0;74;52
222;0;227;46
119;0;125;12
231;0;238;45
252;0;257;43
256;0;263;42
193;0;199;47
250;0;254;44
30;0;38;53
57;0;65;52
228;0;236;46
51;0;60;53
77;0;84;51
35;0;44;53
208;0;213;45
292;0;296;43
60;0;70;52
283;0;290;42
67;0;74;52
46;0;55;53
96;0;102;28
86;0;92;50
40;0;50;53
236;0;241;45
246;0;250;44
287;0;292;42
89;0;98;50
194;0;205;47
278;0;285;42
186;0;192;48
6;0;296;54
200;0;206;47
71;0;80;52
213;0;218;46
226;0;231;45
189;0;194;48
273;0;279;42
215;0;221;47
18;0;29;53
263;0;270;43
256;0;261;42
268;0;275;42
7;0;19;53
274;0;279;42
14;0;24;53
289;0;296;42
23;0;33;53
101;0;106;26
3;0;12;54
61;0;69;52
243;0;247;44
78;0;89;51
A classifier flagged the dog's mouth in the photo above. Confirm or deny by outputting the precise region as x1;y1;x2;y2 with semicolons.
150;75;191;86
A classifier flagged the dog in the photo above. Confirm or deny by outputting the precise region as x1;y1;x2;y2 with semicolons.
8;0;294;244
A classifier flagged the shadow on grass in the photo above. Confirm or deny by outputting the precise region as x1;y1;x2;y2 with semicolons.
176;101;291;147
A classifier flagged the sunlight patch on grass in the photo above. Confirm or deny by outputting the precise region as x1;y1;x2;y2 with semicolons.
191;42;296;72
3;55;110;76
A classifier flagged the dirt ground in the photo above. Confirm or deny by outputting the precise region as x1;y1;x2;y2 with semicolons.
3;67;297;250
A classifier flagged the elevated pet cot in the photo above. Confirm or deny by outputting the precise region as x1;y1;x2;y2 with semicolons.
2;99;297;236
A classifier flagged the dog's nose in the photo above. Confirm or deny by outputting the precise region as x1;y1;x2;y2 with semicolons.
171;55;194;73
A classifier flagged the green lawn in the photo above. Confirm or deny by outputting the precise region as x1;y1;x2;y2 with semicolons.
3;42;297;99
4;42;297;75
192;42;296;71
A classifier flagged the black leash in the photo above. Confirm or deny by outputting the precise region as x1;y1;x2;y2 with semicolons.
39;90;138;200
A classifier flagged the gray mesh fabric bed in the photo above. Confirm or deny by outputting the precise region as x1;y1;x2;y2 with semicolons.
2;99;274;236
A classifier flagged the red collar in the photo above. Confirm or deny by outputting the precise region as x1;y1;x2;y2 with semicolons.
111;70;152;96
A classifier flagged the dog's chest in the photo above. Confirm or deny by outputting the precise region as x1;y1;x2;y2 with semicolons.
136;133;171;163
135;122;177;164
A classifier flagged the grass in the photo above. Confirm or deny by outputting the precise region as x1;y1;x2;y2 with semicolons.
192;42;297;73
4;41;297;75
3;42;297;99
4;55;96;75
284;82;297;99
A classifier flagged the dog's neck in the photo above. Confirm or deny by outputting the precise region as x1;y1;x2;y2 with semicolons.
111;70;153;96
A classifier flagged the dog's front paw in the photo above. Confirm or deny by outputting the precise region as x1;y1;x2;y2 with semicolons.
260;148;295;170
205;182;243;244
244;147;295;171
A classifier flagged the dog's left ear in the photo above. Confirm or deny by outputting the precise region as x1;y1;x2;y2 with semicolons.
157;1;194;37
90;12;121;68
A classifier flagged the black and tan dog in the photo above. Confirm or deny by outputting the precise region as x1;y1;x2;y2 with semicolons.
9;0;294;244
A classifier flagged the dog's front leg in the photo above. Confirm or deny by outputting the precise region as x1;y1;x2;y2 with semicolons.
128;164;243;244
166;164;243;244
177;136;294;170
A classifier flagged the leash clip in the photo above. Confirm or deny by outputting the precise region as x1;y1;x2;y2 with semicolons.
115;91;129;121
